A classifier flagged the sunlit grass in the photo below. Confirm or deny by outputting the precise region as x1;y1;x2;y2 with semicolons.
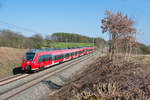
50;42;94;48
136;55;150;60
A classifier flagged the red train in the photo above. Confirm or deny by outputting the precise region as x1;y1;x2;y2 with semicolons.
21;47;96;72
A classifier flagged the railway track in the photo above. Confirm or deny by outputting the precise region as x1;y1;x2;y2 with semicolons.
0;52;97;100
0;74;22;83
0;55;85;87
0;74;29;86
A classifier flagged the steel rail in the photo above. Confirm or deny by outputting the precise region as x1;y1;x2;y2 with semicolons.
0;52;96;100
0;74;29;86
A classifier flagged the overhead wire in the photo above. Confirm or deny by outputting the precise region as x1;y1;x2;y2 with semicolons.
0;20;41;34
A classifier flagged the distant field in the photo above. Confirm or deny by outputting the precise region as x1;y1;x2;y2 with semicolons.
43;42;94;48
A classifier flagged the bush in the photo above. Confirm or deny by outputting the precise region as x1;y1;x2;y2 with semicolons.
138;44;150;54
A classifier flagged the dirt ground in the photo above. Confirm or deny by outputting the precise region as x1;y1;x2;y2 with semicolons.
0;47;27;79
49;55;150;100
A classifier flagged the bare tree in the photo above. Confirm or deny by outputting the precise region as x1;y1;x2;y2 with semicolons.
101;10;136;60
45;35;51;48
31;34;43;42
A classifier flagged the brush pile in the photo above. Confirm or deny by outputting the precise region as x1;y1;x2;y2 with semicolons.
49;56;150;100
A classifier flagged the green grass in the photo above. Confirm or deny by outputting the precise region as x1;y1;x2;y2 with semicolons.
136;55;150;60
43;42;94;48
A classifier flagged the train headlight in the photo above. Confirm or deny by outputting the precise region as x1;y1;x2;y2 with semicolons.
25;66;31;71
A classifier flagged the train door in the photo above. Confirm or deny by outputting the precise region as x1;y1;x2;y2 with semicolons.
48;54;53;65
37;55;45;68
44;55;49;66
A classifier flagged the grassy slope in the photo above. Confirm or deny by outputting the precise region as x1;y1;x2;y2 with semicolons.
43;42;94;48
0;47;27;79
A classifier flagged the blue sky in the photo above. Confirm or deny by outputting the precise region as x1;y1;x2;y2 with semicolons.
0;0;150;45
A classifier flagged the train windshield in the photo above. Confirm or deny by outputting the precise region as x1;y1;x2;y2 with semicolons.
25;53;35;61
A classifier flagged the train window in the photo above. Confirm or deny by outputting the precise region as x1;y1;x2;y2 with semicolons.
54;55;59;61
61;55;64;59
38;56;42;63
58;55;60;59
75;52;78;55
71;52;74;56
48;55;50;60
59;55;61;59
43;55;46;62
38;54;52;63
45;55;49;61
54;54;64;60
79;51;81;54
58;55;60;60
59;55;62;59
78;51;80;54
41;55;46;62
25;53;35;61
65;53;70;58
48;54;52;60
41;56;43;62
54;56;57;61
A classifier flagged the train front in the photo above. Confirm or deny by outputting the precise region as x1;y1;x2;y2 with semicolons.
21;50;36;72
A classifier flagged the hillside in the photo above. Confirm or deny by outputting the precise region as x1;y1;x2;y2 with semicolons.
137;43;150;54
51;32;99;43
0;47;27;79
0;30;106;49
43;42;94;48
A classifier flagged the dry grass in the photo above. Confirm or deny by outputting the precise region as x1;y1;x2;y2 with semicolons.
0;47;27;79
49;56;150;100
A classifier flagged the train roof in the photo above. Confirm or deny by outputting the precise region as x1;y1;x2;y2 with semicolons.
26;48;68;54
25;46;95;55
